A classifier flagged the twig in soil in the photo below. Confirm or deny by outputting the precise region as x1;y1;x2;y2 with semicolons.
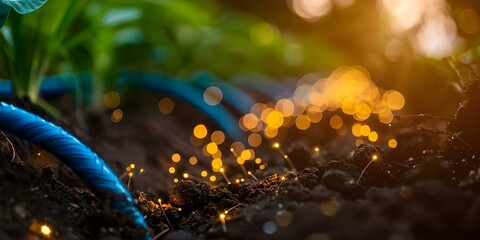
273;143;297;172
224;203;247;214
248;171;259;182
394;114;452;123
414;127;475;154
152;227;170;240
357;154;378;184
0;130;17;161
158;199;173;230
220;168;232;184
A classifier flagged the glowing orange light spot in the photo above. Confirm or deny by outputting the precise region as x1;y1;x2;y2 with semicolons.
206;142;219;155
171;153;181;163
388;139;398;148
212;158;223;169
193;124;208;139
189;156;198;165
111;109;123;123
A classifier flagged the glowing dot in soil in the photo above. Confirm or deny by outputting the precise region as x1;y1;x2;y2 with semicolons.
201;170;208;177
329;115;343;130
111;109;123;123
189;157;198;165
259;164;266;170
183;173;189;179
158;98;174;114
314;147;320;152
168;167;176;174
273;143;280;148
211;131;225;145
255;158;262;164
388;139;398;148
372;154;378;161
206;142;219;155
210;175;217;182
103;91;121;109
40;225;51;236
368;131;378;142
130;164;136;169
172;153;181;163
295;114;311;130
174;178;179;183
203;86;223;106
263;221;277;234
220;213;226;219
128;172;133;177
220;168;225;173
235;179;240;183
194;124;208;139
248;133;262;147
212;158;223;169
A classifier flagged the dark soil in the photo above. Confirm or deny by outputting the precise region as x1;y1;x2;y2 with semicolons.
2;78;480;240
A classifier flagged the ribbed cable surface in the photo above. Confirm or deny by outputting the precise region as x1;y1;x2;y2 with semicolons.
0;101;150;239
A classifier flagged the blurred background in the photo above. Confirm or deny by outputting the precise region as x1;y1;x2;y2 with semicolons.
2;0;480;115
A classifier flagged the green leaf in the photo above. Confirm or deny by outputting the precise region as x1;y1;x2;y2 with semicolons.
0;3;10;27
1;0;48;14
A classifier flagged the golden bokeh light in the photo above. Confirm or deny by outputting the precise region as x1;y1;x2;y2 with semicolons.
329;115;343;130
193;124;208;139
189;156;198;165
172;153;181;163
295;114;311;130
388;139;398;148
248;133;263;147
211;130;225;145
206;142;219;155
211;158;223;169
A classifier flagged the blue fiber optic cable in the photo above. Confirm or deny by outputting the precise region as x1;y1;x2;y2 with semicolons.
0;102;151;239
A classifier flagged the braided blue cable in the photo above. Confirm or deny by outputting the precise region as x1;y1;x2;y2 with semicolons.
0;101;151;239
